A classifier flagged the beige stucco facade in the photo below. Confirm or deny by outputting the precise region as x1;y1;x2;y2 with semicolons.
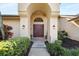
18;3;60;43
3;16;20;38
2;3;79;43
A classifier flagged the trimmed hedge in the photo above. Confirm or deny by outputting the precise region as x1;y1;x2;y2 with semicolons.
46;40;79;56
0;37;30;56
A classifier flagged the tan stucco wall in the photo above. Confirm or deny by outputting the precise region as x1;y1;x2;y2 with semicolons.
3;16;20;37
59;17;79;41
19;3;60;43
49;16;58;43
20;16;30;38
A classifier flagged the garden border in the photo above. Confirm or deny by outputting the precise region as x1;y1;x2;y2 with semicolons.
45;41;52;56
23;41;33;56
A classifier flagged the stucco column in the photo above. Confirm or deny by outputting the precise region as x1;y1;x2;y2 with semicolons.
49;12;59;43
19;11;30;38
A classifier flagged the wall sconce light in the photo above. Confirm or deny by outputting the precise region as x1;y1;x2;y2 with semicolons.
53;25;55;27
22;25;25;29
52;25;56;29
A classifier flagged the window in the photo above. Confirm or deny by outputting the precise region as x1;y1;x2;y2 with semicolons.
34;18;43;22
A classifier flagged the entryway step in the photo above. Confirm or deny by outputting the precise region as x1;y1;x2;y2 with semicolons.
32;41;46;48
28;48;50;56
28;38;50;56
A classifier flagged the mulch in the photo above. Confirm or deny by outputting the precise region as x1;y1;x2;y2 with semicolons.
62;38;79;49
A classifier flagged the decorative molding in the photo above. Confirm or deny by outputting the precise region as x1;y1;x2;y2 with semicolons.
19;11;27;16
51;11;60;17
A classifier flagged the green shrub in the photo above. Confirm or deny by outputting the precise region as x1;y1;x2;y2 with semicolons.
70;48;79;56
47;40;64;56
46;40;79;56
58;31;68;40
0;37;30;56
62;48;71;56
55;40;62;46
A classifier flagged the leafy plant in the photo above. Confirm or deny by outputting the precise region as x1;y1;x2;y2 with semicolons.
4;24;13;39
46;40;63;56
58;31;68;40
46;40;79;56
70;48;79;56
0;37;30;56
0;24;13;40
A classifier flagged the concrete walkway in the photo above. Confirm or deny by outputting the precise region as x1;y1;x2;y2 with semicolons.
28;40;50;56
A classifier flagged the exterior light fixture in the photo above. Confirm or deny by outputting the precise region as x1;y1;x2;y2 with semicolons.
22;25;25;29
53;25;56;29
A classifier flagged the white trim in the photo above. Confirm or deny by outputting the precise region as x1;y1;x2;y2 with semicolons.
33;22;44;24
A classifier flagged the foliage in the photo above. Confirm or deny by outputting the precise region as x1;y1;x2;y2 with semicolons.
0;37;30;56
58;31;68;40
0;24;13;40
4;24;13;39
70;48;79;56
46;40;64;56
46;40;79;56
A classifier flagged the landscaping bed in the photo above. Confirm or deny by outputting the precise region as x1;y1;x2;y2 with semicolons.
58;30;79;49
0;37;33;56
45;31;79;56
25;41;33;56
62;38;79;49
45;40;79;56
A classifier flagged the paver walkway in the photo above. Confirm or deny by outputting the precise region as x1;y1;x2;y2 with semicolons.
28;38;50;56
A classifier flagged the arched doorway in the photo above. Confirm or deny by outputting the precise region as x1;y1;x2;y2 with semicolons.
26;3;51;41
33;18;44;37
19;3;59;42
